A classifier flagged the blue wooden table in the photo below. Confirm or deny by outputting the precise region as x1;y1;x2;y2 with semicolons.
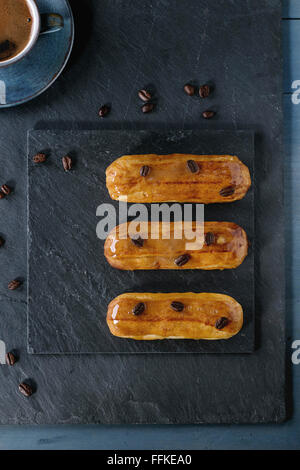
0;0;299;450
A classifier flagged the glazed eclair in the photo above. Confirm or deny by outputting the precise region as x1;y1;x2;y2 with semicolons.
106;154;251;203
107;292;243;340
104;221;249;270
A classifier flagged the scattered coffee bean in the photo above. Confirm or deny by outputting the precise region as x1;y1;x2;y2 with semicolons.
205;232;215;246
184;84;195;96
202;110;215;119
219;185;235;197
138;89;152;102
19;382;33;397
33;153;47;163
8;279;22;290
0;40;16;60
140;165;150;177
62;155;72;171
199;84;211;98
98;105;110;117
132;302;145;316
215;317;229;330
174;254;191;267
0;191;5;199
187;159;199;174
131;236;144;248
6;352;17;366
1;184;11;195
171;301;184;312
0;236;5;247
142;103;155;113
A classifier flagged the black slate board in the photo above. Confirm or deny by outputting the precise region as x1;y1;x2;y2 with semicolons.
0;0;286;424
27;129;255;354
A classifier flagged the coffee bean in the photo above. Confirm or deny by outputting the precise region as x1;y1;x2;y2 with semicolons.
131;236;144;248
219;185;235;197
202;110;215;119
174;254;191;266
99;105;110;117
19;382;33;397
8;280;22;290
184;84;195;96
0;191;5;199
205;232;215;246
138;89;152;102
0;236;5;247
62;155;72;171
187;160;199;174
199;84;211;98
132;302;145;316
142;103;155;113
140;165;150;177
215;317;229;330
33;153;47;163
1;184;11;195
171;301;184;312
6;352;17;366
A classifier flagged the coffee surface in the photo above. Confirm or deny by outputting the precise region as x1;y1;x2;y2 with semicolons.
0;0;33;61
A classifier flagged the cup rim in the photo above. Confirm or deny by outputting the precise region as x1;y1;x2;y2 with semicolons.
0;0;41;68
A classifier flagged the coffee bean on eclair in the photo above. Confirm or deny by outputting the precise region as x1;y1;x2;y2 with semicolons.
0;236;5;247
142;102;155;113
171;301;184;312
174;254;191;266
138;89;152;102
199;84;211;98
202;110;215;119
140;165;150;177
1;184;11;195
18;382;34;397
99;105;110;117
187;160;199;174
219;185;235;197
6;352;17;366
62;155;72;171
215;317;229;330
131;236;144;248
33;153;47;163
132;302;145;316
184;84;195;96
8;279;22;290
205;232;215;246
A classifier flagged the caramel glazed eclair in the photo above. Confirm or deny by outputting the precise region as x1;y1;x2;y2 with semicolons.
105;221;248;270
107;293;243;340
106;154;251;203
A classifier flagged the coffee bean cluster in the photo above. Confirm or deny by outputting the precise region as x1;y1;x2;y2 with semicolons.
138;88;157;114
184;82;216;119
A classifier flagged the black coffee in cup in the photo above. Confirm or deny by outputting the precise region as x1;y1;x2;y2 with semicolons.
0;0;33;62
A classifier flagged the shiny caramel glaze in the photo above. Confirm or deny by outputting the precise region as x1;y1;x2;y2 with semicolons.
106;154;251;203
105;221;248;270
107;293;243;340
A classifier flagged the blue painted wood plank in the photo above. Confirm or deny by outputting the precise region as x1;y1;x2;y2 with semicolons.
282;20;300;93
284;95;300;349
283;0;300;18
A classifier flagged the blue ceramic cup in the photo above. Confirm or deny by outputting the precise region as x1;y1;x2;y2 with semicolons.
0;0;64;68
